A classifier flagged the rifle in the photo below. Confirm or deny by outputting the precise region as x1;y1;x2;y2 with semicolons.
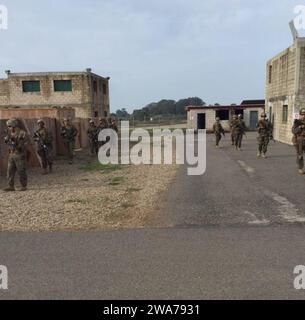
269;134;276;143
4;133;30;160
61;126;77;142
34;131;48;151
4;134;17;151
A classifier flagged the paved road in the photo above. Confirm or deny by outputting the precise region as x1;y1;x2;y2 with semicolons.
154;132;305;227
1;133;305;299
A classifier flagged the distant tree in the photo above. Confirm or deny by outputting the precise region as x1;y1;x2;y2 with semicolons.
116;108;130;119
175;97;205;114
131;96;205;119
132;107;150;121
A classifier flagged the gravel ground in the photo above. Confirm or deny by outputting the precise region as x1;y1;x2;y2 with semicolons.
0;151;178;231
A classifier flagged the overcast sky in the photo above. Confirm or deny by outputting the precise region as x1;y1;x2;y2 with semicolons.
0;0;303;112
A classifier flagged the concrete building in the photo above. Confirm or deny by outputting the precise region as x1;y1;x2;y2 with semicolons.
187;100;265;132
0;69;110;118
266;38;305;145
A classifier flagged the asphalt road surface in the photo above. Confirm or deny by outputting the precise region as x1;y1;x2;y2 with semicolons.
1;132;305;300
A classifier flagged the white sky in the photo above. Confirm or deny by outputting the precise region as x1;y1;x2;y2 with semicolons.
0;0;303;112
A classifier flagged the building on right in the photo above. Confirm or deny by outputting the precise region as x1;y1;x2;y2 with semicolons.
266;37;305;145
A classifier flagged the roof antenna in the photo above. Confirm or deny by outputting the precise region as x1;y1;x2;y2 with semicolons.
289;20;299;41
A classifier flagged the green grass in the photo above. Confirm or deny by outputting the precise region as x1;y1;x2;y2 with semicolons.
79;162;122;173
65;197;110;205
108;176;124;186
64;199;89;205
128;128;187;136
121;202;135;208
127;187;142;193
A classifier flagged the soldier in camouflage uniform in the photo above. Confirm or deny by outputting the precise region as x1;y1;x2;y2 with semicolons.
33;119;54;174
230;115;238;146
257;113;273;158
3;119;30;192
292;108;305;175
109;118;118;133
60;118;78;164
233;114;246;151
87;119;98;155
213;117;225;148
107;117;113;129
97;118;109;147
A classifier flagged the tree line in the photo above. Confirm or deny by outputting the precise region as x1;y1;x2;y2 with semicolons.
114;97;205;121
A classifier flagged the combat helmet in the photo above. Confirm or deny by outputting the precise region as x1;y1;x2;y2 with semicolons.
6;119;18;128
63;117;71;124
300;108;305;115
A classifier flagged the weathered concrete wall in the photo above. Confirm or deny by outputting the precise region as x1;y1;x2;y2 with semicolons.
270;100;294;145
0;107;75;120
187;107;264;131
0;79;9;105
0;71;110;118
266;46;296;100
243;108;264;129
7;74;90;107
187;109;218;131
266;39;305;145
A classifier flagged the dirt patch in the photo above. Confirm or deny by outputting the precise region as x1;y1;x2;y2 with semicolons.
0;151;178;231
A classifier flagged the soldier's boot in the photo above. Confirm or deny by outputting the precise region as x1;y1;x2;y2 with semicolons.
257;152;261;157
20;186;27;191
3;186;15;192
297;156;304;174
262;153;266;158
42;168;48;175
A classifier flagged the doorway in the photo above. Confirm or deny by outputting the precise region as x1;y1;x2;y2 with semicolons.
197;113;206;130
249;111;258;130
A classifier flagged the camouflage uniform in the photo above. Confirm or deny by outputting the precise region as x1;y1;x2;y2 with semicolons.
257;113;273;158
4;119;30;191
213;118;225;147
60;119;78;164
233;115;246;150
292;108;305;174
109;118;118;133
87;121;98;155
97;118;109;147
33;120;53;173
230;116;238;146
